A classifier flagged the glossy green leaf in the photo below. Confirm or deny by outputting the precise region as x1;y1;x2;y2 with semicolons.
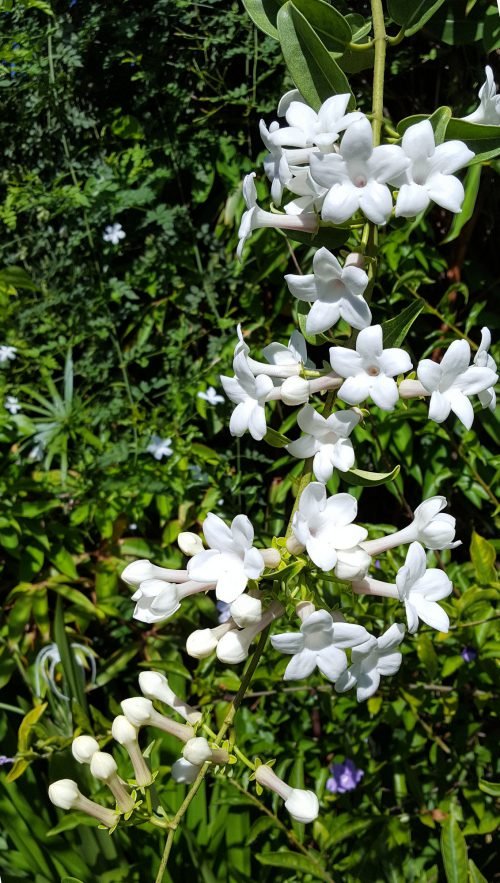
478;779;500;797
468;860;488;883
381;300;424;347
343;465;400;487
264;427;291;447
53;594;89;714
426;3;485;46
283;224;350;250
470;531;496;585
242;0;351;50
387;0;446;36
0;265;39;291
277;2;353;112
440;818;468;883
256;849;331;881
442;164;481;243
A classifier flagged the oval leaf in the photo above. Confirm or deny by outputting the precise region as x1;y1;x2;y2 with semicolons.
381;300;424;347
342;465;400;487
256;849;331;882
440;818;468;883
387;0;447;36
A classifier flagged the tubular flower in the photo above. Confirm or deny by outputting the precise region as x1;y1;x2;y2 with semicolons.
221;349;274;440
291;482;369;575
237;173;318;259
395;542;453;634
90;751;135;813
171;757;201;784
271;608;371;683
48;779;118;828
121;697;194;742
417;339;497;429
255;764;319;824
138;671;202;724
187;513;265;603
262;329;313;374
335;624;405;701
216;601;284;663
394;120;474;217
361;495;459;556
309;117;409;224
473;327;497;411
285;248;371;334
121;559;188;587
111;716;152;787
330;325;412;410
267;92;363;152
461;66;500;125
71;735;100;765
131;577;215;624
286;404;360;483
259;119;293;205
186;620;238;659
182;737;229;767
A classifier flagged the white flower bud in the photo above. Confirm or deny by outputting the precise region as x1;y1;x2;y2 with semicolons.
177;532;204;557
138;670;202;724
111;715;152;787
260;548;281;568
72;735;99;765
121;559;187;587
48;779;118;827
121;697;194;742
89;751;118;782
216;601;284;664
334;547;371;581
284;789;320;824
186;620;237;659
171;757;201;784
286;535;306;556
280;376;310;406
111;715;139;747
182;737;229;767
229;593;263;628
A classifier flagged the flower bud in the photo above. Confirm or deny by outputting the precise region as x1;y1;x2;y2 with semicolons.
111;715;152;787
138;670;202;725
286;535;306;556
260;548;281;568
177;532;204;557
216;601;284;664
131;579;180;623
280;376;310;406
121;559;187;587
254;765;319;824
121;697;194;742
48;779;118;828
182;737;229;767
111;715;139;747
72;735;99;765
186;620;237;659
334;547;371;581
90;751;135;813
171;757;201;784
229;593;263;628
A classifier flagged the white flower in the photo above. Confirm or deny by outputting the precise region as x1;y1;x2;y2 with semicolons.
287;404;360;483
28;442;45;461
394;120;474;217
221;348;273;441
462;66;500;125
309;117;409;225
361;495;460;555
111;715;152;786
90;751;135;813
72;735;99;765
271;609;371;682
185;620;237;658
268;92;363;152
48;779;118;828
216;601;283;663
138;671;202;724
171;757;201;784
121;559;187;587
197;386;225;406
187;513;265;603
237;173;318;259
335;623;405;701
5;395;21;414
396;542;452;634
131;578;214;623
229;592;263;627
283;165;327;215
285;248;371;335
259;119;293;205
103;222;126;245
255;763;319;824
417;339;497;429
474;327;497;411
177;532;204;557
291;482;369;575
121;697;194;742
147;435;173;460
0;345;17;364
330;325;413;410
182;737;228;766
262;330;313;372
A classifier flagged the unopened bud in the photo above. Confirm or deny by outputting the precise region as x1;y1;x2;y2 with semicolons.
48;779;118;827
182;736;229;766
260;548;281;568
286;535;306;556
280;376;310;406
121;697;194;742
72;735;99;765
186;620;237;659
177;532;204;557
230;593;263;628
90;751;135;813
139;670;202;724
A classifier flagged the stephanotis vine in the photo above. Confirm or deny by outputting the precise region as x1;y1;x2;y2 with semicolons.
47;2;498;878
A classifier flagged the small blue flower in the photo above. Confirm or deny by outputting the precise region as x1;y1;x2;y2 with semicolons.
326;759;364;794
461;646;477;662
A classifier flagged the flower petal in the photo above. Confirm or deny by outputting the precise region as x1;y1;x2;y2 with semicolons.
359;181;393;224
427;173;465;213
285;272;318;302
283;648;317;680
369;375;399;410
316;646;347;681
331;438;355;472
321;182;359;224
447;389;474;429
329;347;363;378
271;632;305;655
378;347;413;377
307;299;341;334
306;535;338;571
412;597;450;633
395;182;430;218
337;374;372;405
428;390;451;423
313;446;335;483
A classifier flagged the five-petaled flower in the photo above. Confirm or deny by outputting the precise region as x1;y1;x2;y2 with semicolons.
187;513;265;603
461;66;500;126
326;759;364;794
335;623;405;701
5;395;21;414
287;404;360;483
147;435;173;460
330;325;412;410
221;348;273;441
197;386;225;406
0;345;17;364
103;222;126;245
396;541;452;634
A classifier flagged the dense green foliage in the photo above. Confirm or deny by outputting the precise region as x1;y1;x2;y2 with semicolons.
0;1;498;881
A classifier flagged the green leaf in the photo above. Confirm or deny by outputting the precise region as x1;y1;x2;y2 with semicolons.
18;702;47;752
442;165;481;244
0;265;39;291
387;0;446;36
47;813;99;836
242;0;281;39
440;818;468;883
264;427;291;447
256;850;331;882
277;2;353;112
342;465;400;487
381;300;424;347
468;860;488;883
470;532;496;585
246;815;276;845
61;878;87;883
242;0;352;51
53;594;89;715
478;779;500;797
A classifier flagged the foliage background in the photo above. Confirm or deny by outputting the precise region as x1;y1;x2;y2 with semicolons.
0;0;498;881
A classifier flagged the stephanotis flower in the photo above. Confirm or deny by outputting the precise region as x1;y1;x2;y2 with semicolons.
259;119;293;206
131;578;215;623
267;91;363;152
255;763;319;824
395;542;452;634
0;345;17;364
197;386;225;405
361;495;460;556
147;435;173;460
417;338;497;429
237;173;318;259
103;222;126;245
285;248;371;335
5;395;21;414
287;404;360;483
262;329;313;372
335;623;405;701
394;120;474;217
271;607;371;682
330;325;412;410
474;327;497;411
291;482;369;576
187;513;265;603
461;66;500;125
221;349;273;440
282;165;327;215
309;117;409;225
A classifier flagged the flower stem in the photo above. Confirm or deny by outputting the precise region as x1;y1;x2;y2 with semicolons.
371;0;387;147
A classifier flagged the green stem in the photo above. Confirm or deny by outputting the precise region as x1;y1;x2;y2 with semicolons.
370;0;387;147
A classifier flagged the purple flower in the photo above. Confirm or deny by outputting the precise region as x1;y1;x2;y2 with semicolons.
0;755;14;766
217;600;231;624
326;759;364;794
461;646;477;662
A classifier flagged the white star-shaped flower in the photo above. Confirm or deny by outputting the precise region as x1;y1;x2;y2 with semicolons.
417;339;497;429
103;222;126;245
285;247;371;335
396;542;452;634
147;435;173;460
259;119;293;206
309;117;409;225
271;609;370;682
335;623;405;701
220;349;273;441
5;396;21;415
187;513;265;603
197;386;225;406
394;120;474;218
291;482;369;575
237;173;318;259
330;325;412;410
473;327;497;411
287;404;360;483
268;92;362;152
0;345;17;364
362;495;460;556
262;330;313;371
462;66;500;125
